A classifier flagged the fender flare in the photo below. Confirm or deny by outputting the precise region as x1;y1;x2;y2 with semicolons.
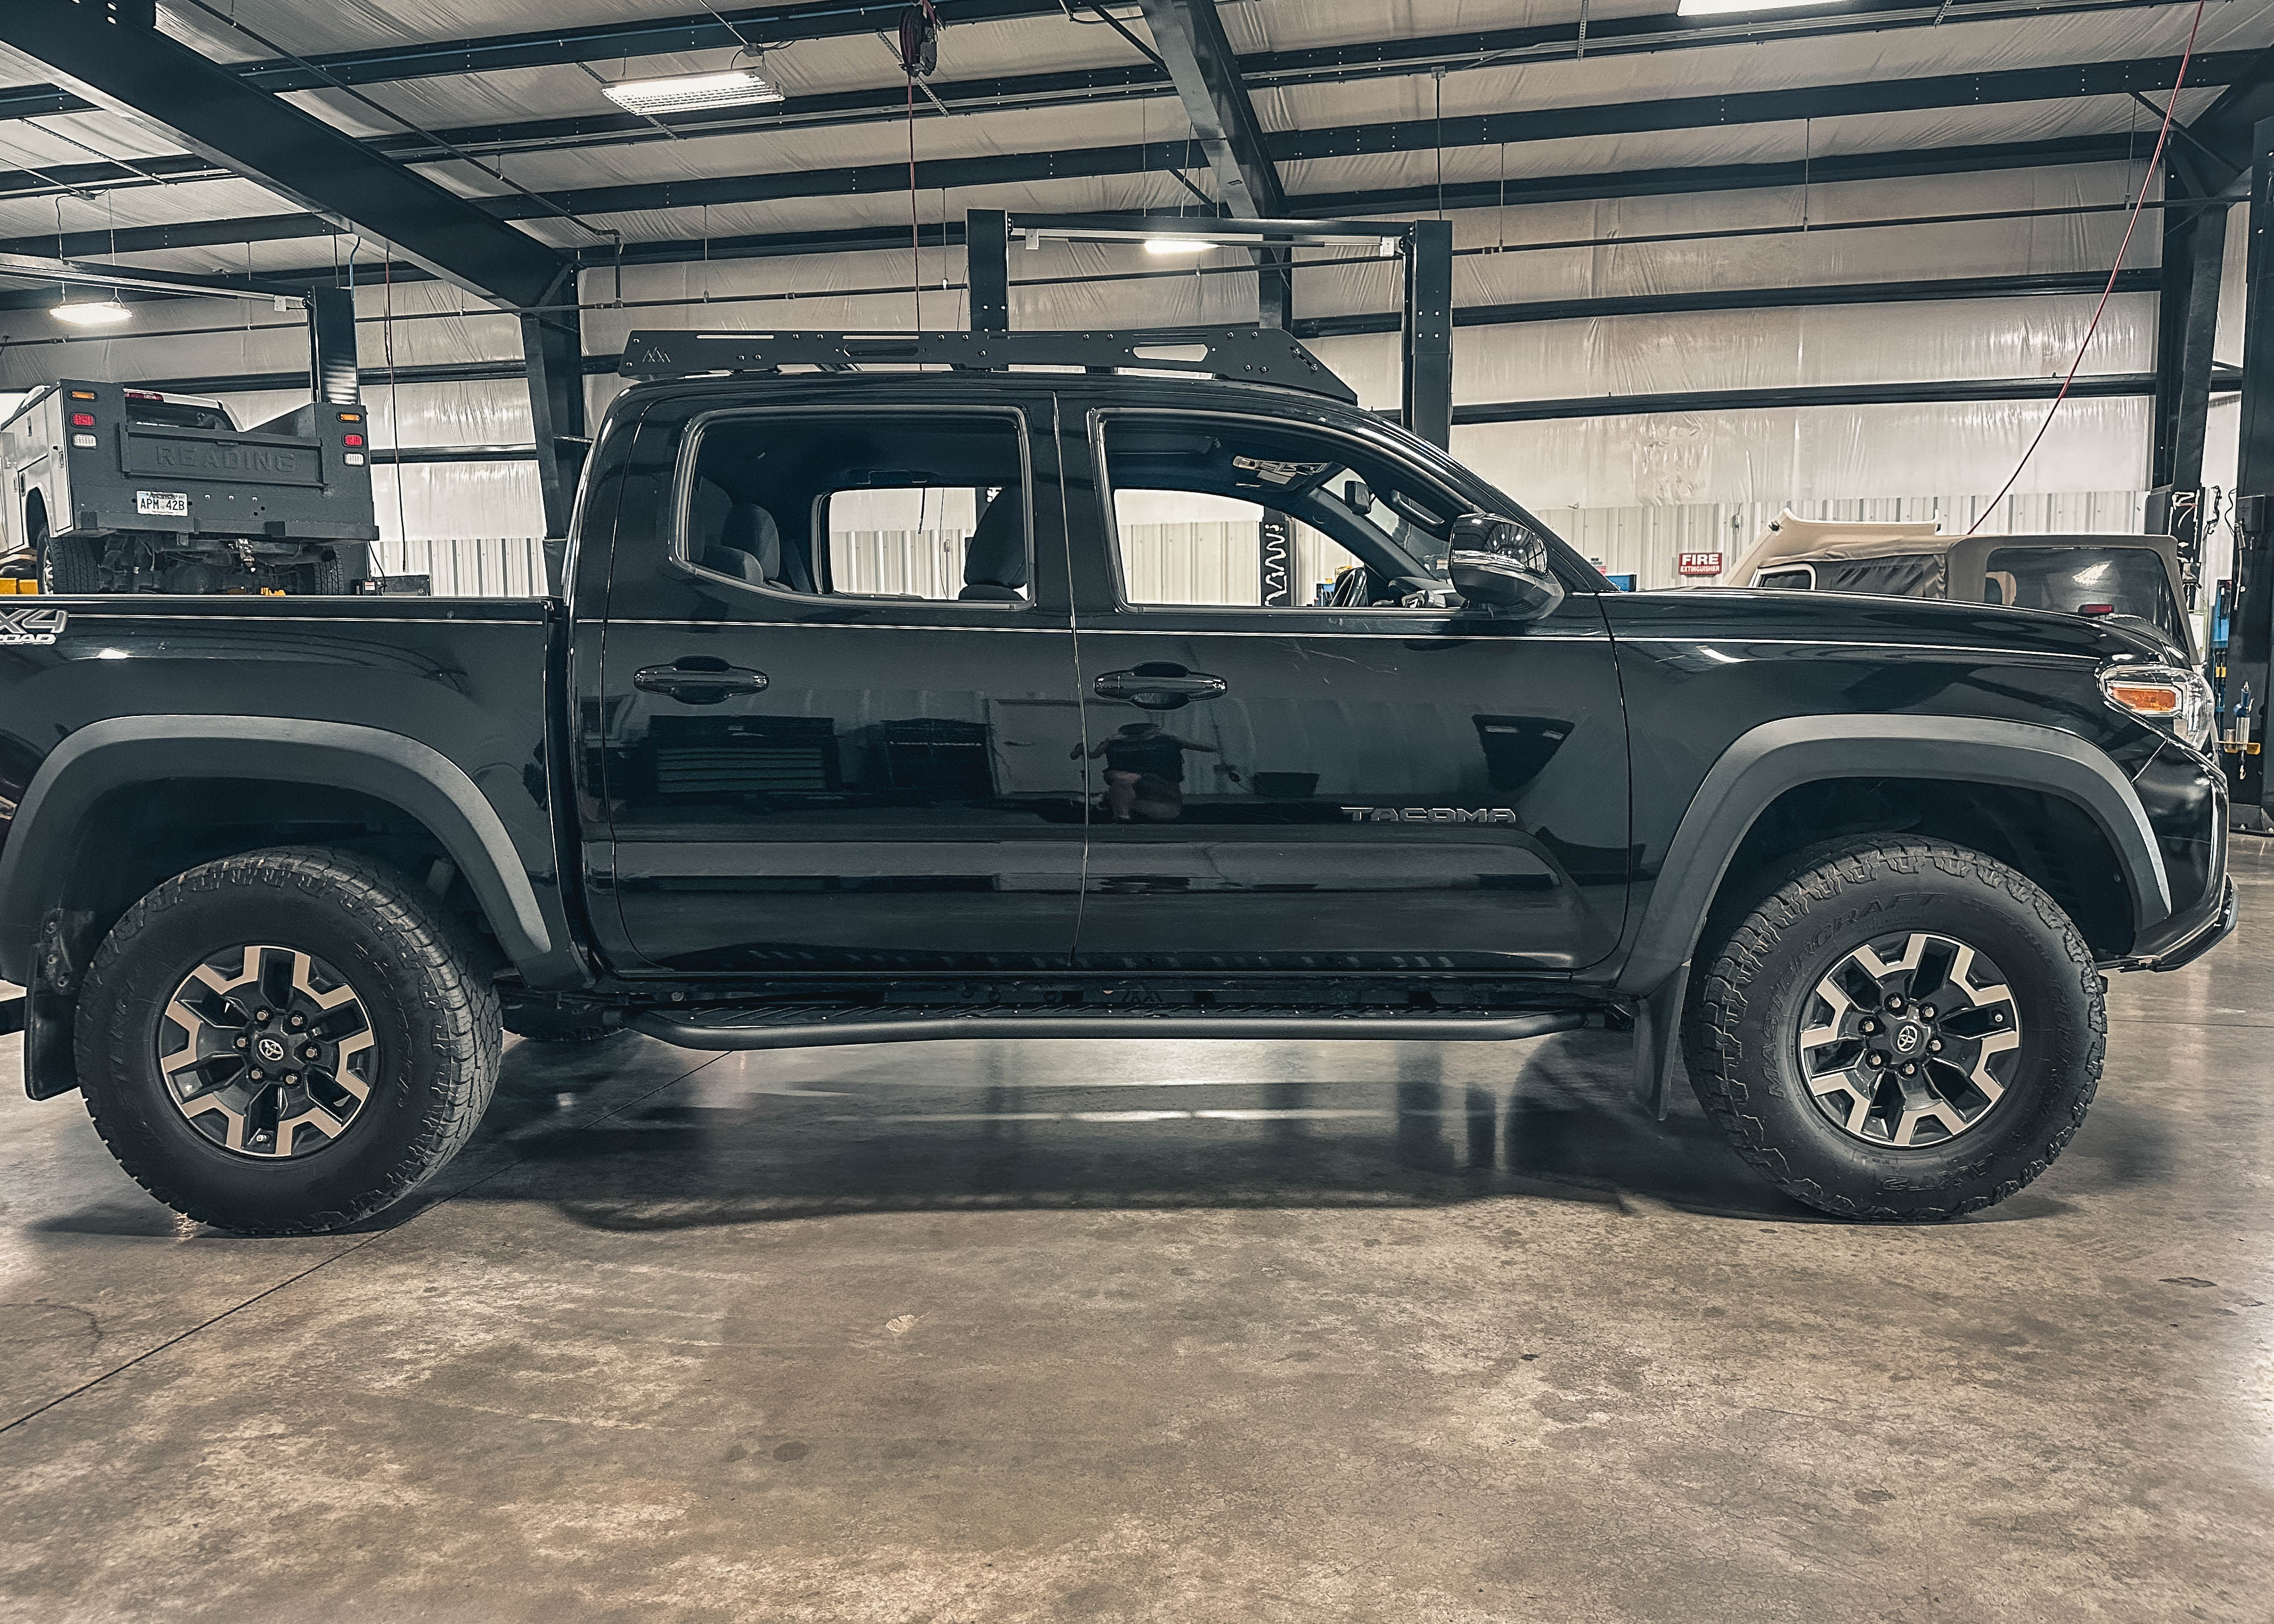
0;715;554;984
1614;714;2170;999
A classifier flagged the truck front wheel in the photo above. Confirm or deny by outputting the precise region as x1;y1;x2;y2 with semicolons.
1682;835;2104;1220
74;848;503;1235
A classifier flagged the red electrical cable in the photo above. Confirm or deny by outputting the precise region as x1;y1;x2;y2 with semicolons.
1965;0;2208;535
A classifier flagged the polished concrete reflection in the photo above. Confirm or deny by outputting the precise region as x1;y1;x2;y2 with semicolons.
3;850;2272;1622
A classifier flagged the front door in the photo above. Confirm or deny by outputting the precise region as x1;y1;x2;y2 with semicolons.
1063;403;1628;971
598;391;1088;973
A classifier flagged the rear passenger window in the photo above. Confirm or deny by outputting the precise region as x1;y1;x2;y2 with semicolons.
683;411;1030;604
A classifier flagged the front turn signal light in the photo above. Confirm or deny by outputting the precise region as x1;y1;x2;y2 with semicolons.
2099;662;2212;752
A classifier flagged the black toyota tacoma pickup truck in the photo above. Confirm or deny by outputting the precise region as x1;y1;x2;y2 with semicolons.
0;328;2235;1234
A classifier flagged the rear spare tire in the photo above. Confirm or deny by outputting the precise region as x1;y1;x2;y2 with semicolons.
1682;835;2104;1220
74;847;503;1235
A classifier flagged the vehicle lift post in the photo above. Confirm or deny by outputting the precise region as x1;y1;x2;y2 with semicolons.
964;210;1455;606
2223;116;2274;831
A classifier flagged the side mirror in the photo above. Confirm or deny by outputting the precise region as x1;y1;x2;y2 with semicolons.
1447;513;1565;620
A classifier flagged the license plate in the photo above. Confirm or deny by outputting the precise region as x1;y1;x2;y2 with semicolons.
136;490;190;517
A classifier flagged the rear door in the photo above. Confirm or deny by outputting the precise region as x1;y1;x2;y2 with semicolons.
1061;402;1630;972
595;386;1089;974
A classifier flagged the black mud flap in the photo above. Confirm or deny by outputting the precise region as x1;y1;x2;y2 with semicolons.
22;990;79;1099
1631;967;1687;1122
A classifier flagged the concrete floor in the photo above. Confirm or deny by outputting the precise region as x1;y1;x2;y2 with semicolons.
2;860;2271;1623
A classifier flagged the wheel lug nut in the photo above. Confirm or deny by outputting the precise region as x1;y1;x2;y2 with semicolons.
1860;1019;1877;1034
284;1074;299;1087
1866;1053;1885;1068
288;1014;304;1029
1928;1039;1943;1053
248;1067;264;1082
1920;1005;1936;1018
255;1009;271;1024
234;1036;249;1051
301;1045;320;1061
1901;1063;1917;1076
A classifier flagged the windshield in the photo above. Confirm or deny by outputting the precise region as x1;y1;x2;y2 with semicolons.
1983;546;2183;641
123;395;232;432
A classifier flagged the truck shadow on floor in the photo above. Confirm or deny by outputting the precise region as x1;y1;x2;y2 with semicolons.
447;1032;2160;1232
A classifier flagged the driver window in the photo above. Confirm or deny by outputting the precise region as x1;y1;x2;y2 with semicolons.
1101;418;1449;609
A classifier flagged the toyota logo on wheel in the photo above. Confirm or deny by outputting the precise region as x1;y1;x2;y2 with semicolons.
1894;1026;1921;1054
256;1036;288;1064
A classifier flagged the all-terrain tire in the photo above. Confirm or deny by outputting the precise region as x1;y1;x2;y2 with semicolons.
75;847;503;1235
1682;835;2105;1220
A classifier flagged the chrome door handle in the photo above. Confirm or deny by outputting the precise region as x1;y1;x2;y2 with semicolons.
1092;666;1228;709
634;660;769;704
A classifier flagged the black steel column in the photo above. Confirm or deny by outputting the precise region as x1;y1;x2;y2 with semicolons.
306;286;360;406
520;280;585;545
2226;117;2274;820
1402;219;1454;450
2150;167;2232;587
967;207;1009;332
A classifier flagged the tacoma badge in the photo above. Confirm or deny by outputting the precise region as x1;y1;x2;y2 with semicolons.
1340;805;1520;824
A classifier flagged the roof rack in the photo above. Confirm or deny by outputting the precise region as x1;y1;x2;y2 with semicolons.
615;326;1358;404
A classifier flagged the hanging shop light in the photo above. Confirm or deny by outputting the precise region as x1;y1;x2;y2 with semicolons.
602;66;785;115
51;294;132;328
1142;237;1220;255
1676;0;1846;13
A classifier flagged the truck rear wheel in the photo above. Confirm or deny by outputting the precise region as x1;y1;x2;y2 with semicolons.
1681;835;2104;1220
289;552;349;595
34;522;103;594
74;848;503;1235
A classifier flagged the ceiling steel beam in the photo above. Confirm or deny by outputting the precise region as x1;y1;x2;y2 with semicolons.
1136;1;1285;218
1134;0;1288;327
0;132;2148;276
455;52;2267;224
0;0;2182;124
86;361;2239;420
38;265;2173;391
1450;368;2243;426
1295;268;2162;341
2186;46;2274;189
0;0;568;312
0;7;2218;199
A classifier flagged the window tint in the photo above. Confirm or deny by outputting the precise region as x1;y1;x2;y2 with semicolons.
1101;417;1452;608
1754;567;1815;591
1815;554;1944;598
685;412;1028;603
124;395;232;431
1983;546;2182;640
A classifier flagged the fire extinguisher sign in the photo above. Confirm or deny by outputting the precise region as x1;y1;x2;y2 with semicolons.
1677;551;1724;577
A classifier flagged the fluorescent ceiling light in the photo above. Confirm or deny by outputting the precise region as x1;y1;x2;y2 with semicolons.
51;297;130;328
602;68;785;116
1143;236;1219;255
1677;0;1846;13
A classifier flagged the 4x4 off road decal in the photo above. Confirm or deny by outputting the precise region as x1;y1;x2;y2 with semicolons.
1341;805;1520;825
0;606;66;647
